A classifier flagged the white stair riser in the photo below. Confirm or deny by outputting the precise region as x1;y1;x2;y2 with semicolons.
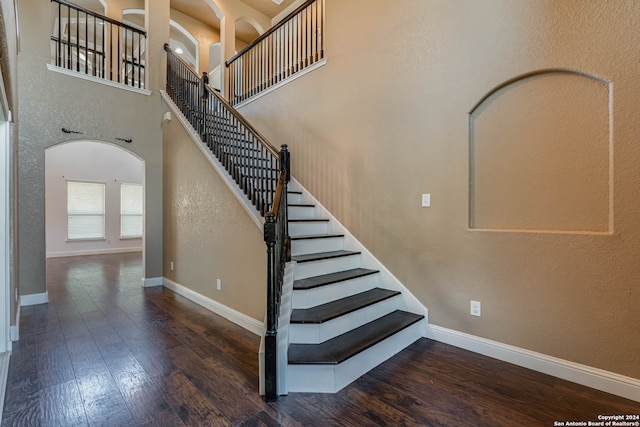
290;296;402;344
288;206;317;219
289;221;328;236
292;274;380;309
287;320;426;393
288;193;304;204
294;255;361;280
291;237;344;256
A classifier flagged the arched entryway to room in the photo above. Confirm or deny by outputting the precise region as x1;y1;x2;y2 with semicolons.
44;141;145;286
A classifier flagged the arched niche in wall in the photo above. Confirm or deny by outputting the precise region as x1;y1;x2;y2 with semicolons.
209;42;222;91
468;69;612;234
234;17;262;53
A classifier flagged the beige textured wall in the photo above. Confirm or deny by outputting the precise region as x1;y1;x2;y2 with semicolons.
17;0;164;294
162;108;266;321
237;0;640;378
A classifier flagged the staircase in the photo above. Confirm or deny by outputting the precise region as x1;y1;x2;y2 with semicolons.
163;43;428;396
284;185;427;393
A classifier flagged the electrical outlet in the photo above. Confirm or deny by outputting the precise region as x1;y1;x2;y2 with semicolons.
170;261;174;271
421;193;431;207
470;300;481;317
216;279;222;291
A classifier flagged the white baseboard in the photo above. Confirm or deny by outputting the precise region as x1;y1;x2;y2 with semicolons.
0;352;10;422
142;277;164;288
427;324;640;403
20;291;49;307
46;247;142;258
162;278;264;336
10;304;19;342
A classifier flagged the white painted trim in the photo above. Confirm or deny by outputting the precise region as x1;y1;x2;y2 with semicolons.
142;277;163;288
427;324;640;403
234;59;326;109
0;352;10;422
10;304;19;342
46;247;142;258
160;91;264;230
162;278;264;336
46;64;152;96
20;292;49;307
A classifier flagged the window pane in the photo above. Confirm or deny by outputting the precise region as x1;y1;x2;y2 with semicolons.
121;214;143;238
121;184;143;237
68;181;105;214
67;181;105;240
121;184;143;215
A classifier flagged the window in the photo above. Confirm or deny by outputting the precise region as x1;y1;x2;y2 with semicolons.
120;183;143;238
67;181;105;240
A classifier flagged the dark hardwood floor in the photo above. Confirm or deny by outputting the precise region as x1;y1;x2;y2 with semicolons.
2;253;638;426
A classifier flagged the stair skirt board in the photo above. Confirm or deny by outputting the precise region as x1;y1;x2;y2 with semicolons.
290;294;402;344
287;320;426;393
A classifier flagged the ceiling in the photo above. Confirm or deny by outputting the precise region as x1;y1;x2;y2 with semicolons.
72;0;299;44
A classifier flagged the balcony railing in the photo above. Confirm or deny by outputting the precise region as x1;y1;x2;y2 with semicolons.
226;0;325;105
50;0;146;89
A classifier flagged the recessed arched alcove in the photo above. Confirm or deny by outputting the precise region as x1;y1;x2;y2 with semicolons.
468;69;612;234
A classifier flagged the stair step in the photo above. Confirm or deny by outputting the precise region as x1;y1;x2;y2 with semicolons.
293;268;379;290
289;218;329;223
291;288;400;324
289;203;315;208
290;233;344;241
292;250;360;263
288;310;424;365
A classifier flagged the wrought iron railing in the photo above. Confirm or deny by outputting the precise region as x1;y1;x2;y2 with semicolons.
165;44;290;401
50;0;146;89
225;0;325;105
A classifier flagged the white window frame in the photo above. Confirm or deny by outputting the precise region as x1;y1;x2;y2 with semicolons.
67;180;106;241
120;183;143;239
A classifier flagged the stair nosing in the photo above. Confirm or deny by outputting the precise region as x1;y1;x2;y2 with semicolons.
292;250;361;263
293;268;379;290
290;288;400;324
288;310;424;365
290;233;344;241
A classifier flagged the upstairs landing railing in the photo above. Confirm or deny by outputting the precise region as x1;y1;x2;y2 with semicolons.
50;0;146;89
165;44;290;402
226;0;325;105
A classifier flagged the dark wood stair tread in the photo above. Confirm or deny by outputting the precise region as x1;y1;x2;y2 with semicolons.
294;268;379;290
289;218;329;223
292;250;361;263
291;288;400;324
288;310;424;365
290;233;344;241
289;203;315;208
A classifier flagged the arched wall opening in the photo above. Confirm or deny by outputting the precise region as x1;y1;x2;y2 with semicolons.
45;141;145;263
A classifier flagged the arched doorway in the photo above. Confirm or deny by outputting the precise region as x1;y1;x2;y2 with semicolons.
45;141;145;263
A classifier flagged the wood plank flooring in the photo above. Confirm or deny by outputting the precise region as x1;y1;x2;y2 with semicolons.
2;253;638;426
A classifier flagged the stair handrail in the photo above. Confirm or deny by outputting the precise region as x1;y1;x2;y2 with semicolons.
165;43;290;401
225;0;325;104
51;0;147;88
225;0;319;67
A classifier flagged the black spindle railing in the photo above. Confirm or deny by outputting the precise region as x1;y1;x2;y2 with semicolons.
165;44;290;401
226;0;325;105
50;0;146;89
